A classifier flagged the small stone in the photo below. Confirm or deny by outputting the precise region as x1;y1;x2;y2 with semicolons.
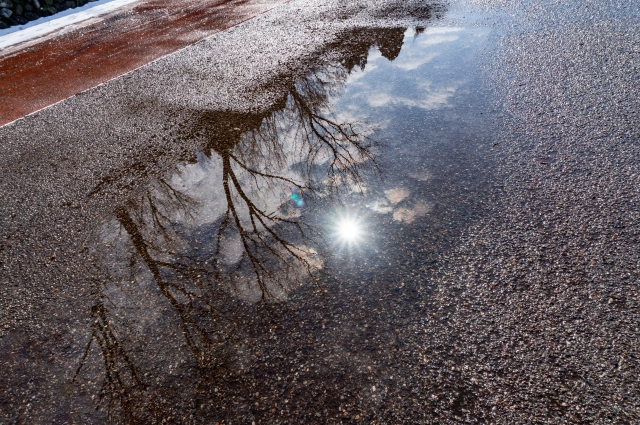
24;10;38;20
0;7;12;18
0;0;13;8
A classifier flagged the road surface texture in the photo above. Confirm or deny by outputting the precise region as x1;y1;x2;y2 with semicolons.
0;0;639;423
0;0;289;126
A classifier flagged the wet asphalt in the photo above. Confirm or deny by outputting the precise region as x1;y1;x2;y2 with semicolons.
0;0;289;125
1;0;639;423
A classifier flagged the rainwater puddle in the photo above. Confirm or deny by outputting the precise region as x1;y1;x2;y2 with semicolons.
83;22;497;421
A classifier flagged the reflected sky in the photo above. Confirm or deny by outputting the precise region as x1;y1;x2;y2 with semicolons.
332;26;489;233
141;26;490;267
340;27;476;113
75;21;496;423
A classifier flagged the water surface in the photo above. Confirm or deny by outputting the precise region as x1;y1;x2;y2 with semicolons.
3;18;498;424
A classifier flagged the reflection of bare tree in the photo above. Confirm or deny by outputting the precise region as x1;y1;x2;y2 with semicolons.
186;61;379;300
74;302;152;424
76;26;414;422
116;206;233;366
288;70;377;193
218;153;318;299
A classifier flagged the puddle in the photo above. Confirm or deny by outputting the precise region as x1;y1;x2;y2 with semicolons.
1;16;498;424
73;23;497;422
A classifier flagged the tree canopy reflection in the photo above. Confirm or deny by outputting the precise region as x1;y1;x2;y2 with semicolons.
76;26;419;422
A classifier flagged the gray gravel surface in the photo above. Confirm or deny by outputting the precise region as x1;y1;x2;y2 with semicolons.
404;0;640;422
1;0;639;423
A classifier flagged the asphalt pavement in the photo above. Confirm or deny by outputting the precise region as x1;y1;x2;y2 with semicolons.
0;0;639;423
0;0;288;126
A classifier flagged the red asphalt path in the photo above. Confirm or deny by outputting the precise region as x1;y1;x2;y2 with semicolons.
0;0;288;126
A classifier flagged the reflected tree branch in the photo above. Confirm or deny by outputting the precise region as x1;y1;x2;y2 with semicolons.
74;25;420;423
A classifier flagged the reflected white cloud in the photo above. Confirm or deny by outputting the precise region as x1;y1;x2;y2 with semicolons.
393;51;440;71
219;236;244;266
385;187;410;205
367;186;433;224
369;200;393;214
408;170;433;181
335;26;488;117
366;84;458;110
418;34;461;46
422;27;464;35
392;202;433;223
344;51;382;84
367;93;392;107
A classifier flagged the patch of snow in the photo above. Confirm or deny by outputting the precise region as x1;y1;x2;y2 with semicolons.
0;0;139;50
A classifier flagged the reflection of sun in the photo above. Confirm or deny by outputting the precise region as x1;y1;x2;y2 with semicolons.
332;214;365;248
337;218;361;242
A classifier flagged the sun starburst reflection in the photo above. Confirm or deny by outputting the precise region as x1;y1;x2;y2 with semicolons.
333;214;365;247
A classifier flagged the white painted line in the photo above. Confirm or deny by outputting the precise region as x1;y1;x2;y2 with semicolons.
0;0;139;50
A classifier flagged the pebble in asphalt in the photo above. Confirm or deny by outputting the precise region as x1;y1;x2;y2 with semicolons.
0;0;639;423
